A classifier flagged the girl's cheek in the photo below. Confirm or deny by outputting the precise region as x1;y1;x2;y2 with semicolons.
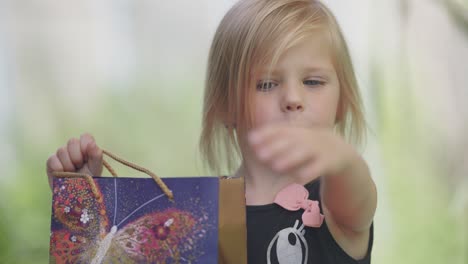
252;103;277;128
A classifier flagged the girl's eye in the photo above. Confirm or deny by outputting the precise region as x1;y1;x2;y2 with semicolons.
303;80;326;86
256;81;277;91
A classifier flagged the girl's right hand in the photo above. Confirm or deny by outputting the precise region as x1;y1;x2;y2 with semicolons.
46;133;103;188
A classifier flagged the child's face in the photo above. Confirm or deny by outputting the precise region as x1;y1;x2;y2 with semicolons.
251;33;340;130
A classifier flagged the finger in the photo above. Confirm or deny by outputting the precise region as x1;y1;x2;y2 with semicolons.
67;138;84;169
79;133;95;160
255;137;291;162
271;144;313;173
86;141;103;176
47;154;64;174
56;146;76;172
248;124;284;147
46;154;64;187
296;158;323;182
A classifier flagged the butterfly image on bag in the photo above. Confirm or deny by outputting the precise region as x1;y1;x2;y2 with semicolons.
49;176;218;264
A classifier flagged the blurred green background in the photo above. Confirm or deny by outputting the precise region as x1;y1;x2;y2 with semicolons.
0;0;467;263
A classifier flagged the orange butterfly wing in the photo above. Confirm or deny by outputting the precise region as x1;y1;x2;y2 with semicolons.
108;208;207;263
50;177;109;263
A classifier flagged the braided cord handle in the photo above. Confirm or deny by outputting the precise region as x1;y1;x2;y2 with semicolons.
52;149;174;200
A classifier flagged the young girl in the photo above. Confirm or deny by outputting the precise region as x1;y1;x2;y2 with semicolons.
47;0;377;263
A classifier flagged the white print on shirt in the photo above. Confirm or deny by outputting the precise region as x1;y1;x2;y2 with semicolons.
267;220;308;264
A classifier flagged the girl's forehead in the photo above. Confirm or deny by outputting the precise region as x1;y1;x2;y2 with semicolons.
251;35;335;75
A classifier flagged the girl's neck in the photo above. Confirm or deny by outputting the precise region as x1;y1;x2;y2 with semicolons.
234;160;298;206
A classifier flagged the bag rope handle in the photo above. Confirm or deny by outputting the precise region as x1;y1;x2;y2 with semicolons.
51;149;174;200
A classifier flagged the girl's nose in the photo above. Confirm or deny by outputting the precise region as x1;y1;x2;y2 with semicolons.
281;83;305;112
285;103;303;111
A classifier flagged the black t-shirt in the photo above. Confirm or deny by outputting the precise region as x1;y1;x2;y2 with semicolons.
246;179;373;264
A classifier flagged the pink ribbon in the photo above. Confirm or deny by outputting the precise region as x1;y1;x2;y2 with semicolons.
274;183;324;227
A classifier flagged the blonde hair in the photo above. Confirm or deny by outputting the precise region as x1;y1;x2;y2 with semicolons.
200;0;366;174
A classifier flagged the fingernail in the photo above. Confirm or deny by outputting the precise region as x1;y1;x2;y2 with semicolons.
89;142;98;151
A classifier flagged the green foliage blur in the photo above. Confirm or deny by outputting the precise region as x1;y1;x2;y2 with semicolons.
0;81;209;263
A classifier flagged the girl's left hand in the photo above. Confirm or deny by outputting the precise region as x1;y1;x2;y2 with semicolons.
248;123;358;182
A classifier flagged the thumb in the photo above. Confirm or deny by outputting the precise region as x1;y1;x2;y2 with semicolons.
85;141;103;176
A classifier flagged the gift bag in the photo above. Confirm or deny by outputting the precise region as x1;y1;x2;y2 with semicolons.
49;150;247;264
